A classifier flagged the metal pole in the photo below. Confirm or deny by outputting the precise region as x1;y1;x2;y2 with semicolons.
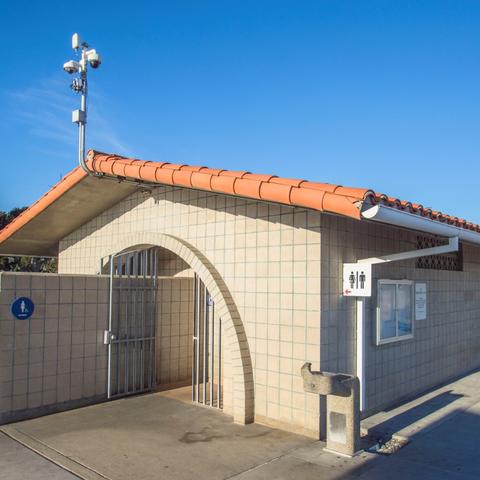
64;35;103;174
203;284;208;405
151;248;158;390
195;275;200;402
192;274;197;402
116;255;122;396
217;318;222;409
124;253;131;395
78;48;88;173
210;301;215;406
140;250;146;391
132;252;138;393
356;298;366;412
145;250;151;391
107;255;114;399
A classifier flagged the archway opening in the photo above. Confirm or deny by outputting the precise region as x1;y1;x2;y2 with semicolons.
101;234;254;424
101;237;252;422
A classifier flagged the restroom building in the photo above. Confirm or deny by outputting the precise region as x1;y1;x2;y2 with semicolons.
1;149;479;438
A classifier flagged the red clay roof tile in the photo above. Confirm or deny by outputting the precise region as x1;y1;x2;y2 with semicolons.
0;149;478;249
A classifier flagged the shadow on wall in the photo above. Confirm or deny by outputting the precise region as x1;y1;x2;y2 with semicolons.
59;184;325;249
101;246;192;277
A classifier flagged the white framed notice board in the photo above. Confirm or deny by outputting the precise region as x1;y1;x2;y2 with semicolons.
415;282;427;321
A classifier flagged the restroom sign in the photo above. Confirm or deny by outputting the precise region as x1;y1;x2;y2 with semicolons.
342;264;372;297
11;297;35;320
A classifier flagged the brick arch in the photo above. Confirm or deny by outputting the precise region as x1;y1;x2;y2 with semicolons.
108;232;254;424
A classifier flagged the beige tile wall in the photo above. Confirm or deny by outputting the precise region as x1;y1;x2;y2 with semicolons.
59;186;323;436
9;183;478;430
321;214;480;415
30;182;480;429
0;272;109;423
156;277;194;385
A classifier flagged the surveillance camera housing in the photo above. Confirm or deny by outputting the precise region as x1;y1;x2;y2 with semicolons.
63;60;80;74
88;52;102;69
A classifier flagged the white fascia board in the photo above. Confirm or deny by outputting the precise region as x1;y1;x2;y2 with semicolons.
361;204;480;246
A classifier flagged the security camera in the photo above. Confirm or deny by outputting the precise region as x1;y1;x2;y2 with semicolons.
87;50;102;69
63;60;80;74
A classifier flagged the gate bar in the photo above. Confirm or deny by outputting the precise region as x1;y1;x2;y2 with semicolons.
141;250;145;391
217;318;221;408
125;252;131;395
192;274;197;402
203;283;208;405
195;275;200;402
116;255;122;396
210;301;215;406
107;255;114;398
152;248;158;389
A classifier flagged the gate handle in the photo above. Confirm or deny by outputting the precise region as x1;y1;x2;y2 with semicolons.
104;330;116;345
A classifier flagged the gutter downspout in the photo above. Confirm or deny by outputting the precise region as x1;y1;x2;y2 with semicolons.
355;236;459;414
356;298;366;413
354;203;470;414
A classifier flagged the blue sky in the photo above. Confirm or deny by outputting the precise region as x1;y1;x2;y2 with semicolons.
1;1;479;222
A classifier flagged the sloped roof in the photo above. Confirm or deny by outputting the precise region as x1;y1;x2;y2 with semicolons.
1;149;479;256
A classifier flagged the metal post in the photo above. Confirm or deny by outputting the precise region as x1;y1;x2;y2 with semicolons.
151;248;158;389
195;276;200;403
210;301;215;406
140;250;146;391
145;250;151;391
132;251;138;393
124;253;131;395
64;34;102;174
203;284;208;405
356;298;366;412
78;66;88;173
107;255;114;398
217;318;222;409
192;274;197;402
116;255;122;396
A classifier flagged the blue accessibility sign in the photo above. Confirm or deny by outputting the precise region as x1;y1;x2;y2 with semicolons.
11;297;34;320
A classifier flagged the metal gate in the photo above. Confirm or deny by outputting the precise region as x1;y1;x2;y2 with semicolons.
192;274;223;408
105;248;158;399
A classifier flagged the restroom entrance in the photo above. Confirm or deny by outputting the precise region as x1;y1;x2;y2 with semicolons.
192;273;223;409
106;247;158;398
105;246;223;409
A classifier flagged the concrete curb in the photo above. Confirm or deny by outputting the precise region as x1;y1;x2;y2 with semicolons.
0;425;111;480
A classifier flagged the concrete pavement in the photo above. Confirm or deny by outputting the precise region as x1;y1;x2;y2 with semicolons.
0;432;78;480
2;370;480;479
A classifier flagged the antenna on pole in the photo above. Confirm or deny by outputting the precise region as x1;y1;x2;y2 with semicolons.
63;33;102;173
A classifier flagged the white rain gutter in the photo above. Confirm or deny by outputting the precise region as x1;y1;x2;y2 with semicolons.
361;204;480;245
354;203;480;414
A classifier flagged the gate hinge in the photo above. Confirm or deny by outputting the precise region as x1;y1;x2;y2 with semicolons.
104;330;116;345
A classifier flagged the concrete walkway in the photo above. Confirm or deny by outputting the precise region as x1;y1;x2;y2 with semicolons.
2;370;480;480
362;368;480;441
0;392;312;480
0;432;78;480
